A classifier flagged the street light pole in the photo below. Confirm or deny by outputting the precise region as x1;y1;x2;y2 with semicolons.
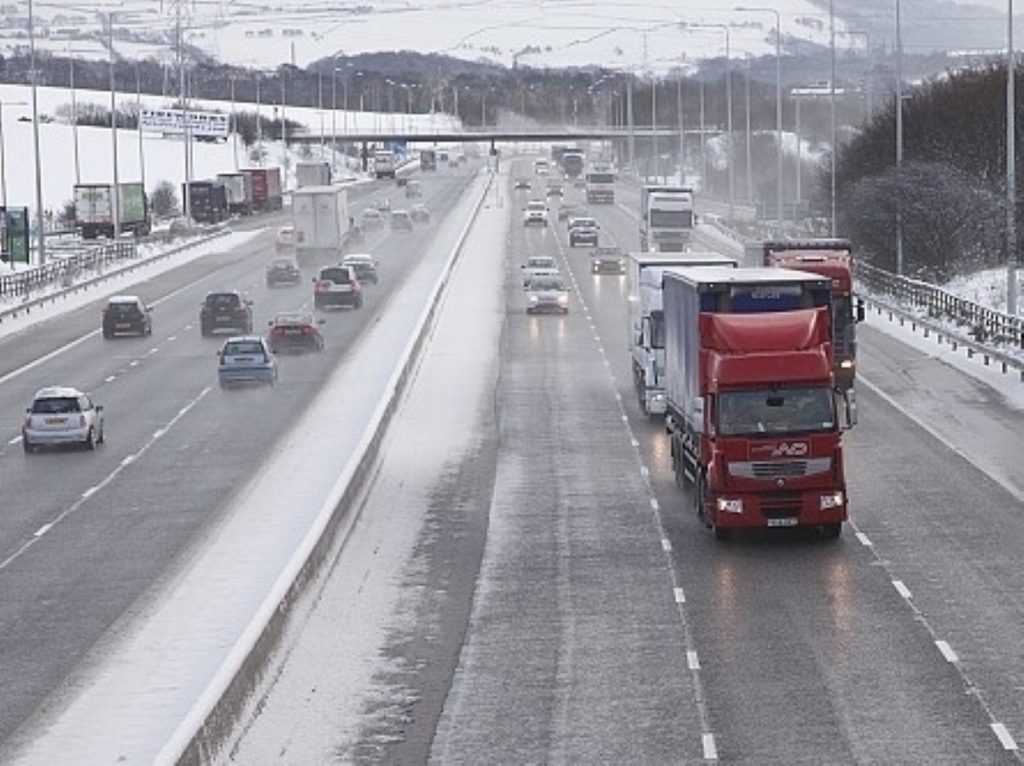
693;24;733;214
108;12;121;239
28;0;46;263
896;0;904;274
830;0;838;236
1007;0;1018;314
677;73;685;184
70;54;81;185
744;61;752;201
136;61;146;197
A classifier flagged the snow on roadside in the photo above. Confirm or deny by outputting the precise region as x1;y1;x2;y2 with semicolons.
941;265;1022;317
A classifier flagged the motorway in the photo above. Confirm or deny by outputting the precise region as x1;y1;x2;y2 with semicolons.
0;165;480;748
223;158;1024;764
4;155;1024;763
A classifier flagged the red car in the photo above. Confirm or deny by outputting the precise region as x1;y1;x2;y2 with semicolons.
267;311;325;353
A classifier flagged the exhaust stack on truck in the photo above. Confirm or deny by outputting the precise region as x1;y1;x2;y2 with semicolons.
662;267;855;540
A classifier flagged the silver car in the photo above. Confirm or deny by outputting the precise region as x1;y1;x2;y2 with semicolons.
525;276;570;314
22;386;105;452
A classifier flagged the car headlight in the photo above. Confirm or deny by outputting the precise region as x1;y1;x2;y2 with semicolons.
557;294;568;303
716;498;744;514
529;295;539;303
820;491;844;510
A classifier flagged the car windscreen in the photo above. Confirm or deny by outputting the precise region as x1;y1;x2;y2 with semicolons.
320;268;351;283
206;294;240;309
32;397;80;414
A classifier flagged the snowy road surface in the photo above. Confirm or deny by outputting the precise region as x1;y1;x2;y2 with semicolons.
215;163;1024;762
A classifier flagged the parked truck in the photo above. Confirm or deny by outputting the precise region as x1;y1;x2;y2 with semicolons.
241;167;283;212
216;172;253;216
184;181;229;223
585;165;616;203
74;182;151;239
291;185;349;262
296;161;332;188
420;149;437;171
662;266;855;540
746;239;864;391
628;252;737;416
639;185;695;252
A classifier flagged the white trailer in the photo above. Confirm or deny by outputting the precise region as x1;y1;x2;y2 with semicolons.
216;172;252;215
296;161;333;188
627;251;736;415
291;185;349;262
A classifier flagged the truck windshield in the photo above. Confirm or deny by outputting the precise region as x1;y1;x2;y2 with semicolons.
587;173;614;183
717;387;835;436
650;210;693;228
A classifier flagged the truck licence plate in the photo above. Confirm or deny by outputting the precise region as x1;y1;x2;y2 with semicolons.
766;517;798;528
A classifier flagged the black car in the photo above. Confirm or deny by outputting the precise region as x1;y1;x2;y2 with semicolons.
102;295;152;338
200;291;253;336
265;256;302;287
410;204;431;224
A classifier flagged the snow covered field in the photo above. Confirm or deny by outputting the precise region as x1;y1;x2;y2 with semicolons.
0;0;858;73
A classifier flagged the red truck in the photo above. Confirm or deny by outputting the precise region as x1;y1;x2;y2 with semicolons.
240;167;283;212
747;239;864;391
663;267;856;540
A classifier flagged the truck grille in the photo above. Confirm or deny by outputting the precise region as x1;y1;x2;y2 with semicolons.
760;492;802;519
728;458;830;479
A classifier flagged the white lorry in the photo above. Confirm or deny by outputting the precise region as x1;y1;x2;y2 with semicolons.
628;251;736;415
373;150;397;179
639;186;695;252
585;165;616;203
291;185;349;262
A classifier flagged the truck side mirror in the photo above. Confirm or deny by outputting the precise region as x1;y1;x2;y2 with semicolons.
841;389;858;430
856;297;866;323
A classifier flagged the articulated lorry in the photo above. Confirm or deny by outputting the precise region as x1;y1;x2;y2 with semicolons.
662;267;855;540
639;185;695;252
74;182;151;239
628;252;736;416
291;185;349;262
746;238;864;391
216;172;253;216
241;167;283;212
585;165;616;203
184;181;229;223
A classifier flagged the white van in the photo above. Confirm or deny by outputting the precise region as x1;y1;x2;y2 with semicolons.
374;150;397;179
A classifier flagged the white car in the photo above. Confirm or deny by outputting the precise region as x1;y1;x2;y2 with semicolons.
22;386;105;452
521;255;559;285
275;226;295;252
525;276;570;314
523;200;549;227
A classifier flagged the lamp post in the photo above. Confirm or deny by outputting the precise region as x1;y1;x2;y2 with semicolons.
691;23;733;214
255;72;263;167
896;0;904;273
28;0;46;263
136;61;146;196
736;6;782;225
829;0;837;236
1007;0;1018;314
0;100;27;209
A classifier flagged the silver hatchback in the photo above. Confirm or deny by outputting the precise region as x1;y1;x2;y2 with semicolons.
22;386;105;453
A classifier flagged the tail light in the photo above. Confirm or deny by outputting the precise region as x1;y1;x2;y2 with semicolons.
271;326;286;336
350;279;359;290
315;280;328;292
301;326;314;335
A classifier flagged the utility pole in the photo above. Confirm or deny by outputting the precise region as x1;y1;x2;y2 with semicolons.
1008;0;1018;314
677;74;684;185
70;54;80;185
627;74;635;171
829;0;838;236
230;75;238;170
895;0;904;274
28;0;46;264
745;63;753;202
109;12;121;239
174;0;191;224
136;62;146;196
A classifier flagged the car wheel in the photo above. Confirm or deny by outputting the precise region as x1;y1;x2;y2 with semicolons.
103;330;113;340
97;425;105;445
355;296;364;309
200;324;211;337
22;437;33;454
84;428;96;451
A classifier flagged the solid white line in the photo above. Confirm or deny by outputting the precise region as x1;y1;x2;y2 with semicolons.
991;723;1018;750
687;650;700;670
661;538;672;552
859;374;1024;504
702;733;718;761
621;414;629;423
650;498;660;510
674;586;686;604
935;640;959;663
0;330;101;386
34;523;53;538
892;580;913;600
105;375;117;383
82;486;99;500
153;428;166;440
121;455;136;467
855;531;873;547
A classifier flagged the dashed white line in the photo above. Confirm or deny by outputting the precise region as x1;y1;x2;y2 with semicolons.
687;650;701;670
615;392;623;403
674;586;686;604
105;375;117;383
630;437;640;447
639;465;650;477
702;733;718;761
129;360;139;368
661;538;672;552
153;428;167;440
167;335;177;342
991;723;1018;751
650;498;660;510
33;523;53;538
855;531;873;547
935;640;959;663
892;580;913;600
621;414;629;423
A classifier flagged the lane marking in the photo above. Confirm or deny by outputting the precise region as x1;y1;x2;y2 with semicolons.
892;580;913;600
687;650;701;670
129;360;139;367
639;465;650;477
121;455;136;467
650;498;660;510
674;586;686;604
702;733;718;761
8;435;21;445
81;486;99;499
105;375;117;383
33;523;53;538
992;723;1018;751
855;532;873;547
630;437;640;447
661;538;672;552
935;640;959;663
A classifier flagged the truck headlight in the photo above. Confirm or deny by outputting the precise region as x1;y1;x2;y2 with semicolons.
557;294;568;304
820;491;844;510
651;392;665;403
840;359;854;370
716;498;744;514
